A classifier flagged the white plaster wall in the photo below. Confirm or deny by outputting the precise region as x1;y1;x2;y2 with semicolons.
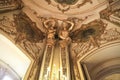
0;34;31;79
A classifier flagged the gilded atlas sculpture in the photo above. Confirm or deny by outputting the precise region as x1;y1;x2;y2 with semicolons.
38;17;107;80
43;19;57;47
39;18;75;80
42;18;74;47
0;11;108;80
12;13;107;80
45;0;92;13
59;20;74;48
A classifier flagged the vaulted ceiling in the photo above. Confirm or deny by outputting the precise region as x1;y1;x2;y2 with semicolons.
0;0;120;80
22;0;107;18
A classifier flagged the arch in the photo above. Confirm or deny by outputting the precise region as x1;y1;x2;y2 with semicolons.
79;42;120;80
0;33;31;79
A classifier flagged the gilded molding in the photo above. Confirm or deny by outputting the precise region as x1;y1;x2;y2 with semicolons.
0;0;23;13
73;28;120;59
0;12;45;60
45;0;92;13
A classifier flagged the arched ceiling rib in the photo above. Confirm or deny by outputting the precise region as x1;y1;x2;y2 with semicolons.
22;0;108;16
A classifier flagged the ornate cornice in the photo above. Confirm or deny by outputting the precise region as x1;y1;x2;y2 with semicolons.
0;0;23;13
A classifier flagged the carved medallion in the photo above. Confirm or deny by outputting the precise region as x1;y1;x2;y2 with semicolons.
55;0;78;5
45;0;92;13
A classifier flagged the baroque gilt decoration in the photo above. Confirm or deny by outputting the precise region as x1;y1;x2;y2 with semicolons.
71;19;107;47
13;12;45;43
73;27;120;59
13;12;45;60
45;0;92;13
0;12;45;59
0;12;46;80
0;0;23;13
0;0;120;80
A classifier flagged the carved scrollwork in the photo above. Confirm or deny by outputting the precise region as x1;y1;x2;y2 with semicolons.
61;48;67;76
43;18;57;47
22;41;42;59
0;16;16;35
73;40;94;57
59;21;74;48
45;0;92;13
73;28;120;58
13;12;45;44
71;19;107;47
0;0;23;13
0;12;45;60
100;28;120;43
12;12;45;59
71;19;120;58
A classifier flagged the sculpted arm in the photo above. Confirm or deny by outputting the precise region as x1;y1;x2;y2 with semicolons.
43;19;56;29
66;21;74;31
